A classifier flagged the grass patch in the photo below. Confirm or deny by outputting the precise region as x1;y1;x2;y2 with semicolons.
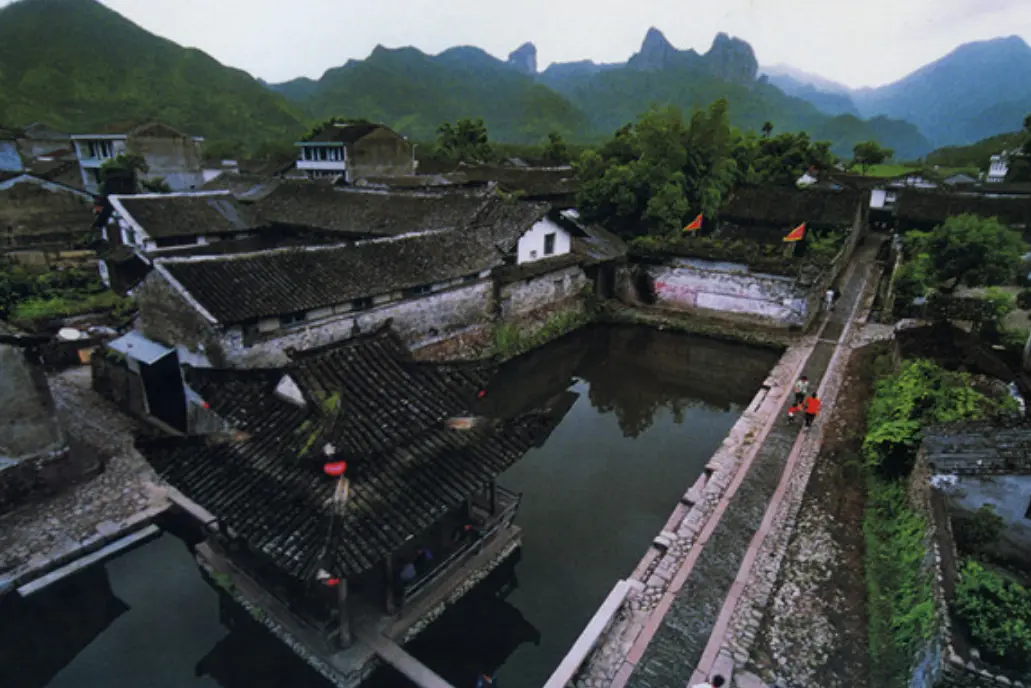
11;290;133;321
863;478;935;687
492;309;592;359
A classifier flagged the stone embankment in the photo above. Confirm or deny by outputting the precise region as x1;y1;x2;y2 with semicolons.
572;237;884;688
0;366;168;594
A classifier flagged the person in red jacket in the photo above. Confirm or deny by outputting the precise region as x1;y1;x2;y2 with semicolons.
804;393;822;430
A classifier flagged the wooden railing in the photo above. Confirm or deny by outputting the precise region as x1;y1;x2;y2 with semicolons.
403;486;521;603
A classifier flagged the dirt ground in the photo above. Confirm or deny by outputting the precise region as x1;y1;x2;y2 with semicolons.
748;340;887;688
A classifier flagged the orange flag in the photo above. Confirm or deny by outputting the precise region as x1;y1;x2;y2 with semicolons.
683;213;704;233
783;222;806;243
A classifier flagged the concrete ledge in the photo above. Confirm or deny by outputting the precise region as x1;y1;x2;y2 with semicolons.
543;579;632;688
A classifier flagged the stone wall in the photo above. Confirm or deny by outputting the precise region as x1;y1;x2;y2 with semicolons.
134;271;227;367
500;265;589;322
349;127;415;179
223;281;494;368
128;131;204;192
909;453;1027;688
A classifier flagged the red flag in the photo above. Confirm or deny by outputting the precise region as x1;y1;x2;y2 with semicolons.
783;222;806;243
682;213;703;233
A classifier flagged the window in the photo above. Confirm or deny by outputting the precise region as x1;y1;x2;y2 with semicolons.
280;312;306;327
352;297;374;311
404;284;433;297
544;233;556;256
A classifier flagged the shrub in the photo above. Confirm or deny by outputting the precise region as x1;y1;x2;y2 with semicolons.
862;359;1002;476
863;478;935;687
953;505;1005;556
1017;289;1031;310
953;560;1031;671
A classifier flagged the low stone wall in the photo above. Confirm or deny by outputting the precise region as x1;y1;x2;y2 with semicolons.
0;445;74;515
499;265;589;322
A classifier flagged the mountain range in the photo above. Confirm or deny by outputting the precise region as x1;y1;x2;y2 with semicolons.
0;0;1027;160
761;36;1031;148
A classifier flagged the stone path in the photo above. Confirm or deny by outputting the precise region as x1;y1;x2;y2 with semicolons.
621;240;882;688
0;366;168;592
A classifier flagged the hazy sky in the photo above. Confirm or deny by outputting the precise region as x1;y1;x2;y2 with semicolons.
13;0;1031;88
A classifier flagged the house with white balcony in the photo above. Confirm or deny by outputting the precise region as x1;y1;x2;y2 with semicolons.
987;149;1021;183
295;122;415;182
71;122;205;194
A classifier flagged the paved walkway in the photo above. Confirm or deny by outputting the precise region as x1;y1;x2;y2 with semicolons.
621;239;883;688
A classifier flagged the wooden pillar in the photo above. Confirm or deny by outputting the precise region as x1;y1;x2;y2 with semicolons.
384;554;396;615
337;578;353;649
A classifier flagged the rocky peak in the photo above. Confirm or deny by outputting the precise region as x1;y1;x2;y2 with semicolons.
703;32;758;83
507;42;538;75
634;27;678;70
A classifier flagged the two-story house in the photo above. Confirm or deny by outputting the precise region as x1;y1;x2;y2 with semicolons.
71;122;205;194
295;122;415;182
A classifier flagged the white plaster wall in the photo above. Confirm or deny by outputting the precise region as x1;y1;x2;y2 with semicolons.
217;281;494;367
517;219;571;265
500;266;588;320
645;259;809;327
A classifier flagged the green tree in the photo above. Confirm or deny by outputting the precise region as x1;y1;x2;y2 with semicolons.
761;121;773;139
853;140;893;173
542;132;571;165
912;214;1026;292
436;118;493;164
953;560;1031;670
99;154;147;195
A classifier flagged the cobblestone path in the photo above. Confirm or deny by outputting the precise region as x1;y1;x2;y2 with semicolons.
625;241;880;688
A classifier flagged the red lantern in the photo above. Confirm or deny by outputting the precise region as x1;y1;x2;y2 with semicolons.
477;389;486;399
326;577;341;587
201;401;210;410
323;461;348;477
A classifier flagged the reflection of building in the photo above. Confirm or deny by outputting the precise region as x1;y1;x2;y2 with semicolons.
0;566;128;686
136;325;570;686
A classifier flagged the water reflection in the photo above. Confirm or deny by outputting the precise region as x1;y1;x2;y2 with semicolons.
0;567;128;688
376;325;781;687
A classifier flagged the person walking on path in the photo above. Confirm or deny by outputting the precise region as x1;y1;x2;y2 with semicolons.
804;393;822;430
793;376;809;406
825;288;836;313
692;677;726;688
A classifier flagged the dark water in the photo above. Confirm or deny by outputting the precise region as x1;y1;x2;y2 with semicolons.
2;326;778;688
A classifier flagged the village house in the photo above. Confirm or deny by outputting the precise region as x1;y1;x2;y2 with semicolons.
626;186;869;329
124;193;617;369
71;121;205;194
0;175;95;257
987;149;1020;183
133;325;570;685
296;122;415;182
0;324;76;514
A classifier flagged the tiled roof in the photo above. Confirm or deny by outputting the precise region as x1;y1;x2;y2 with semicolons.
450;164;578;198
302;122;391;144
720;187;867;227
201;174;283;202
114;192;263;239
251;182;492;236
136;327;566;579
157;226;506;323
921;421;1031;475
896;190;1031;227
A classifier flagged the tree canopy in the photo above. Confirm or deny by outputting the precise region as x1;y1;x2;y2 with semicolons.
436;118;494;164
905;214;1027;292
852;140;893;173
575;100;837;238
542;132;571;165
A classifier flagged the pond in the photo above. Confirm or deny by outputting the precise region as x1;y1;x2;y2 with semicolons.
3;326;780;688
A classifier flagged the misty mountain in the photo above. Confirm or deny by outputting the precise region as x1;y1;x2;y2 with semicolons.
760;66;859;117
767;37;1031;149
